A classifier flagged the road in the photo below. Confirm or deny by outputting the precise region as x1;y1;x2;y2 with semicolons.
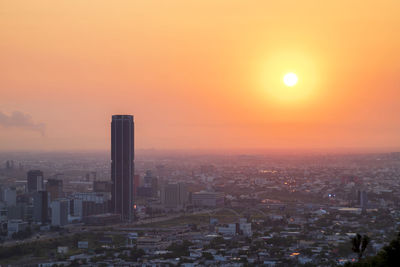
1;209;217;247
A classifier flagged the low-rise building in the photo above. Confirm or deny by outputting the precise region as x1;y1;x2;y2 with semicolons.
192;191;224;207
7;219;28;236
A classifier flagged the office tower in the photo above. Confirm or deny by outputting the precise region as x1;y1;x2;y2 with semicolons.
51;199;69;226
3;188;17;206
111;115;134;222
33;191;49;223
27;170;44;193
161;183;188;209
46;179;63;201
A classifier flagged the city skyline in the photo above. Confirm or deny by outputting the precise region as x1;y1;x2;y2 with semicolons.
1;1;400;152
1;1;400;265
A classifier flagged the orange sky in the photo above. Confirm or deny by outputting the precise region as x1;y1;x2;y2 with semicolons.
1;0;400;152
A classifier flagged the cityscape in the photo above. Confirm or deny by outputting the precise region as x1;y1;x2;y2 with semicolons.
1;116;400;266
1;1;400;267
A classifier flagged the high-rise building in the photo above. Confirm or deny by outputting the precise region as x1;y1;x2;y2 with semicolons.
3;188;17;206
46;179;63;201
33;191;49;223
51;199;69;226
111;115;134;222
27;170;44;193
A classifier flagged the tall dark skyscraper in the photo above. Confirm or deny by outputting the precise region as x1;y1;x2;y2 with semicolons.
27;170;44;193
111;115;134;222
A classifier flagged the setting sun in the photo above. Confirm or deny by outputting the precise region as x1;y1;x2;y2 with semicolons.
283;73;298;87
257;48;322;106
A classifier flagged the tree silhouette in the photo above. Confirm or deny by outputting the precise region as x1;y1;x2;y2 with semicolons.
352;233;370;260
345;232;400;266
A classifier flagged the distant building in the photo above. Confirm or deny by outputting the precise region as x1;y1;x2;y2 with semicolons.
51;199;69;226
27;170;44;193
200;164;215;174
83;213;121;225
144;170;158;197
70;192;110;219
192;191;224;207
161;183;188;209
57;246;69;254
155;165;166;178
77;241;89;249
85;172;97;181
33;191;49;223
7;219;28;236
134;174;140;196
216;219;252;236
93;181;112;193
359;190;368;210
46;179;63;201
7;204;26;220
3;188;17;206
0;204;6;219
111;115;135;222
216;223;237;235
238;218;252;236
5;160;15;170
137;186;153;198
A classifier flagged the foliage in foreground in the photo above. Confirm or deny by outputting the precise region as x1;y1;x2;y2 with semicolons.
346;232;400;267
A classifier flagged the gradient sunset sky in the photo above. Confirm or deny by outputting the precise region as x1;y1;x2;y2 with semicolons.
1;0;400;152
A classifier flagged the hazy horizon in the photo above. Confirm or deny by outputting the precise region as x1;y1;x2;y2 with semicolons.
1;146;399;156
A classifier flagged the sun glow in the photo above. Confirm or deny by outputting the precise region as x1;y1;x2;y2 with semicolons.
283;72;298;87
258;50;319;105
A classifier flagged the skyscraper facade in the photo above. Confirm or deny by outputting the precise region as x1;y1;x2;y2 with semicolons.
27;170;44;193
51;199;69;226
111;115;134;222
33;191;49;223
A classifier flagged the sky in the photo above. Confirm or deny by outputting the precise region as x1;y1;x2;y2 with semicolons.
1;0;400;152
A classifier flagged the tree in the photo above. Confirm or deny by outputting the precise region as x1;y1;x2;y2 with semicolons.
164;240;193;258
345;232;400;266
351;233;370;260
202;252;214;260
129;248;145;261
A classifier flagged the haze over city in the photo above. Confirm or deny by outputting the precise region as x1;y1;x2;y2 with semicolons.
1;0;400;152
1;1;400;267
